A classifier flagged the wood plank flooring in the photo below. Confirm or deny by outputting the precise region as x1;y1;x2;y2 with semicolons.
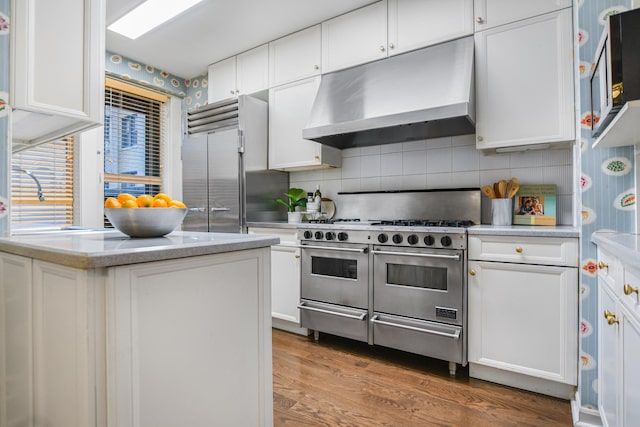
272;329;573;426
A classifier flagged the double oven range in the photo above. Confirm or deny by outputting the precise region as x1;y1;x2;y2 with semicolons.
297;189;480;375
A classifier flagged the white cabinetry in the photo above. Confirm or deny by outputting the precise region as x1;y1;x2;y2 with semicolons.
474;8;575;150
10;0;105;152
249;227;308;335
207;45;269;104
269;25;321;87
268;77;341;170
597;248;640;427
473;0;572;31
388;0;473;56
468;234;578;399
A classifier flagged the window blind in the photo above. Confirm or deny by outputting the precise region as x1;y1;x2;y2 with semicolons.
11;138;74;226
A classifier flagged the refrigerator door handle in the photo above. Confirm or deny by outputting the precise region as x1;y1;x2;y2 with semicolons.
188;207;206;212
211;207;231;212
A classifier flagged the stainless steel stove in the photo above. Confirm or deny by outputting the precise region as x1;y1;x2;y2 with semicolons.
297;189;480;376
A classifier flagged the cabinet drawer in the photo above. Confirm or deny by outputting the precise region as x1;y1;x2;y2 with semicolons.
469;235;578;267
621;266;640;319
248;227;298;245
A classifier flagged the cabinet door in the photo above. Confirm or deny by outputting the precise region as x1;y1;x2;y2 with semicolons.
475;9;574;149
387;0;473;56
599;284;619;427
207;57;237;103
468;260;577;385
474;0;572;31
271;245;301;323
321;0;388;73
236;44;269;95
622;308;640;427
269;25;321;87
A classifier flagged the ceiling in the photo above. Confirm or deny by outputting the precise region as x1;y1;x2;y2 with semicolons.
105;0;376;79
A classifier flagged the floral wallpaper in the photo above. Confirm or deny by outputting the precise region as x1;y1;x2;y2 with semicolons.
577;0;636;410
184;72;208;110
0;0;9;237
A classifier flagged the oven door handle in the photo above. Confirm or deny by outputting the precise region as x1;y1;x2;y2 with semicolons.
298;302;367;320
301;245;368;254
371;250;460;261
370;315;461;339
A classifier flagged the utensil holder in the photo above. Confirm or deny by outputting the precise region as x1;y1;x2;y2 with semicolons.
491;199;513;226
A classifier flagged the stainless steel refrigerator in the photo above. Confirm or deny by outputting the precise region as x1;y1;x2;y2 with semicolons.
182;95;288;233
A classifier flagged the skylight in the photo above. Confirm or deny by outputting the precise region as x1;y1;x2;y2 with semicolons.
107;0;204;40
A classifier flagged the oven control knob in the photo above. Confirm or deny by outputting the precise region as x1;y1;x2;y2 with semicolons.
325;231;335;241
441;236;452;247
424;235;435;246
338;232;349;241
303;231;313;239
378;233;388;243
315;231;324;240
392;234;403;244
407;234;419;245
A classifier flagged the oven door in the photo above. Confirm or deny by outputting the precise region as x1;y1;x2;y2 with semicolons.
300;241;369;309
372;245;464;325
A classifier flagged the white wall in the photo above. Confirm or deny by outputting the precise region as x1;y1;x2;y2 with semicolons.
290;134;574;225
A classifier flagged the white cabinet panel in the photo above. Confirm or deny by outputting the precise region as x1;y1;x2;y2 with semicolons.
269;25;321;87
599;284;619;427
207;57;237;103
474;0;572;31
622;311;640;427
475;9;575;149
388;0;473;56
322;0;388;73
237;44;269;95
468;235;578;266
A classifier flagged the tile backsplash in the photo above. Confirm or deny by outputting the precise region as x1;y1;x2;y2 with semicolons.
289;134;574;225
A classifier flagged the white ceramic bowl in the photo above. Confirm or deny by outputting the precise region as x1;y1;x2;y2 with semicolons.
105;208;187;238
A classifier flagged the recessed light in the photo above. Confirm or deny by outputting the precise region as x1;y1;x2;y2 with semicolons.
108;0;204;40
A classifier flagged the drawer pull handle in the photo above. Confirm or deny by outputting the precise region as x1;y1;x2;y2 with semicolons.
604;310;619;325
624;284;639;295
469;269;476;276
598;261;608;269
515;247;523;253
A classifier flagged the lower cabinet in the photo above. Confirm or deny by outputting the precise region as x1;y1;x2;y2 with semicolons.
249;227;308;335
467;234;578;399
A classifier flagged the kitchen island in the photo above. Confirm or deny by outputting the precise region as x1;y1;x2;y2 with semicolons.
0;230;277;427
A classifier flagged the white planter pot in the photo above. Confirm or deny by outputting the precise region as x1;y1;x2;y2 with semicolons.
287;212;304;223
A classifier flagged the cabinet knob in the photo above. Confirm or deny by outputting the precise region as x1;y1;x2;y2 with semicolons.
598;261;608;269
235;89;240;94
314;64;319;70
624;284;639;295
477;135;484;142
515;247;523;253
469;269;476;276
476;17;484;23
314;155;320;160
230;90;235;95
295;255;301;259
389;43;395;50
379;45;386;52
604;310;619;325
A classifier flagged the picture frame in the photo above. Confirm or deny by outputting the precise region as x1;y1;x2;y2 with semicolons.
513;184;557;226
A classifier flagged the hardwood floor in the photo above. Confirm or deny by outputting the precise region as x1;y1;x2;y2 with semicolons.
272;329;573;426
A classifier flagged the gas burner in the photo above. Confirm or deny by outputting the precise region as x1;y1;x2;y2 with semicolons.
369;219;475;228
308;218;362;224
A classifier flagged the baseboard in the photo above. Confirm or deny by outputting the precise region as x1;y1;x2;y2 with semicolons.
469;363;575;400
272;317;310;336
571;390;602;427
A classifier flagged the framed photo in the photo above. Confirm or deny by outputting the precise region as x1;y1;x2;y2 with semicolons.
513;184;557;226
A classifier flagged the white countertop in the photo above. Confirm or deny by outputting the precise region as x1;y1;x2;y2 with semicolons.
468;224;580;238
591;232;640;267
0;230;279;269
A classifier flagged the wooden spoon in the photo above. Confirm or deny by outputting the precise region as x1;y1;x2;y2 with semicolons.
493;182;501;198
482;185;496;199
507;182;520;199
497;180;507;199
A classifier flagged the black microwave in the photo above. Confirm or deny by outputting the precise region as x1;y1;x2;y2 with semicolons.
590;8;640;137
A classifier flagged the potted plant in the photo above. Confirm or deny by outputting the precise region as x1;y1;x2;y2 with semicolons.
275;188;307;223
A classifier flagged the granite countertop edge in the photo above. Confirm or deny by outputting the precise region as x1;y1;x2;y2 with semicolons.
0;231;279;269
591;232;640;268
468;225;580;238
247;221;300;229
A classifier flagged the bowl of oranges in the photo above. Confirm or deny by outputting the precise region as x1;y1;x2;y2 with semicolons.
104;193;188;238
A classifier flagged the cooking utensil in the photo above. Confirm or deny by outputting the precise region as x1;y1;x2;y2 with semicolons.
493;182;501;198
497;180;507;199
482;185;496;199
507;182;520;199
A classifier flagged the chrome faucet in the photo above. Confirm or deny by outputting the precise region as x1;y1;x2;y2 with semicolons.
12;167;45;202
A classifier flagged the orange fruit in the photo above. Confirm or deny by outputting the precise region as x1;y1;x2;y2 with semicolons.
121;199;139;208
169;200;186;208
154;193;172;204
152;198;168;208
117;193;136;204
104;197;121;208
137;194;154;208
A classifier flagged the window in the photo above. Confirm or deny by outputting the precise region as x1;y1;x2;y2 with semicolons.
103;78;167;207
11;138;75;227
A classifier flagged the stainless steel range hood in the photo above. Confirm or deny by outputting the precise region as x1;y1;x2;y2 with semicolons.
303;36;475;149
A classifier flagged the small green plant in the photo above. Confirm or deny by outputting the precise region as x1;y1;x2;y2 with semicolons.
275;188;308;212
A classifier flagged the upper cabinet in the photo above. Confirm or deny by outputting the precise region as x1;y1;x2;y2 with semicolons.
322;0;473;73
208;45;269;104
475;8;575;150
269;25;321;87
473;0;572;31
10;0;105;152
388;0;473;56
